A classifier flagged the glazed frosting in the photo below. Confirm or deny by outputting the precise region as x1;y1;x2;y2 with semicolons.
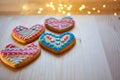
40;32;75;51
45;17;74;30
13;24;44;40
0;43;39;65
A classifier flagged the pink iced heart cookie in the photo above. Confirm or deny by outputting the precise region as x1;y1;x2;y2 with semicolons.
0;43;40;68
12;24;45;44
45;16;75;33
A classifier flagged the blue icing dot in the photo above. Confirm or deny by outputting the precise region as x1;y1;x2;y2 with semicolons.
49;44;54;48
41;40;45;44
53;46;61;51
46;42;50;45
64;42;69;46
64;32;69;34
40;34;45;39
67;41;71;44
35;27;39;31
51;34;54;36
61;44;66;48
53;47;58;51
63;16;72;19
56;38;60;41
57;47;61;51
44;42;48;45
70;35;75;40
59;46;63;50
48;33;52;35
45;33;49;35
55;35;59;38
56;41;60;45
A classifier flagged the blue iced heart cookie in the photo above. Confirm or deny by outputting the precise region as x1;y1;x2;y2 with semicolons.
39;32;76;54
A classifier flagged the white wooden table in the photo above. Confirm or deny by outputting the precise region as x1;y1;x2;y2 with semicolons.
0;15;120;80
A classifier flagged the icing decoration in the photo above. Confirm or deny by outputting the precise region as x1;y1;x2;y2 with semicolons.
56;41;60;45
56;38;60;41
51;38;55;42
60;38;65;42
8;58;25;64
62;16;73;19
5;44;16;48
45;16;75;32
0;43;40;68
12;24;45;44
39;32;75;52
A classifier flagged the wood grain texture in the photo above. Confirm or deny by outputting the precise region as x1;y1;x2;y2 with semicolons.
0;15;119;80
95;15;120;80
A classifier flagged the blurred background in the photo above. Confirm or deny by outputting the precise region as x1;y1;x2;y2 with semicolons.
0;0;120;15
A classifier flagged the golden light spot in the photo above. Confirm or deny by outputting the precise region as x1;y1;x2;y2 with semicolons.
22;5;27;10
97;10;100;13
62;11;66;14
61;7;64;10
46;4;49;7
69;5;72;8
39;8;43;11
67;13;71;16
38;11;41;14
59;4;63;7
58;9;61;13
79;4;86;11
51;5;54;8
103;4;106;8
52;8;56;10
64;4;67;7
114;12;117;16
50;2;53;5
87;11;91;14
79;7;83;11
81;4;86;9
67;7;71;10
92;8;96;11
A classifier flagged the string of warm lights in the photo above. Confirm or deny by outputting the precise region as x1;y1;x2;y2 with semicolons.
45;2;72;16
22;1;119;16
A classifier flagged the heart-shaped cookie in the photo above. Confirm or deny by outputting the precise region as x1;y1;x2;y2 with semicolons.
0;43;40;68
45;16;75;33
39;32;76;54
12;24;45;44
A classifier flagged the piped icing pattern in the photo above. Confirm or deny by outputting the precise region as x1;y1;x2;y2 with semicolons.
0;43;39;65
45;16;74;30
39;32;75;51
12;24;44;43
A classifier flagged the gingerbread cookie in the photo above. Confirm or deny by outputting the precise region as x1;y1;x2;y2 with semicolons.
45;16;75;33
39;32;76;54
12;24;45;44
0;43;40;68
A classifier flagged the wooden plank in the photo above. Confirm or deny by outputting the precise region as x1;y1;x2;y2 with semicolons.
0;15;113;80
96;15;120;80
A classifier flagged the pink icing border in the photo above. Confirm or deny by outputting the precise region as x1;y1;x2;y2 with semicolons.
45;19;74;25
45;19;74;29
12;24;44;40
0;43;39;56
